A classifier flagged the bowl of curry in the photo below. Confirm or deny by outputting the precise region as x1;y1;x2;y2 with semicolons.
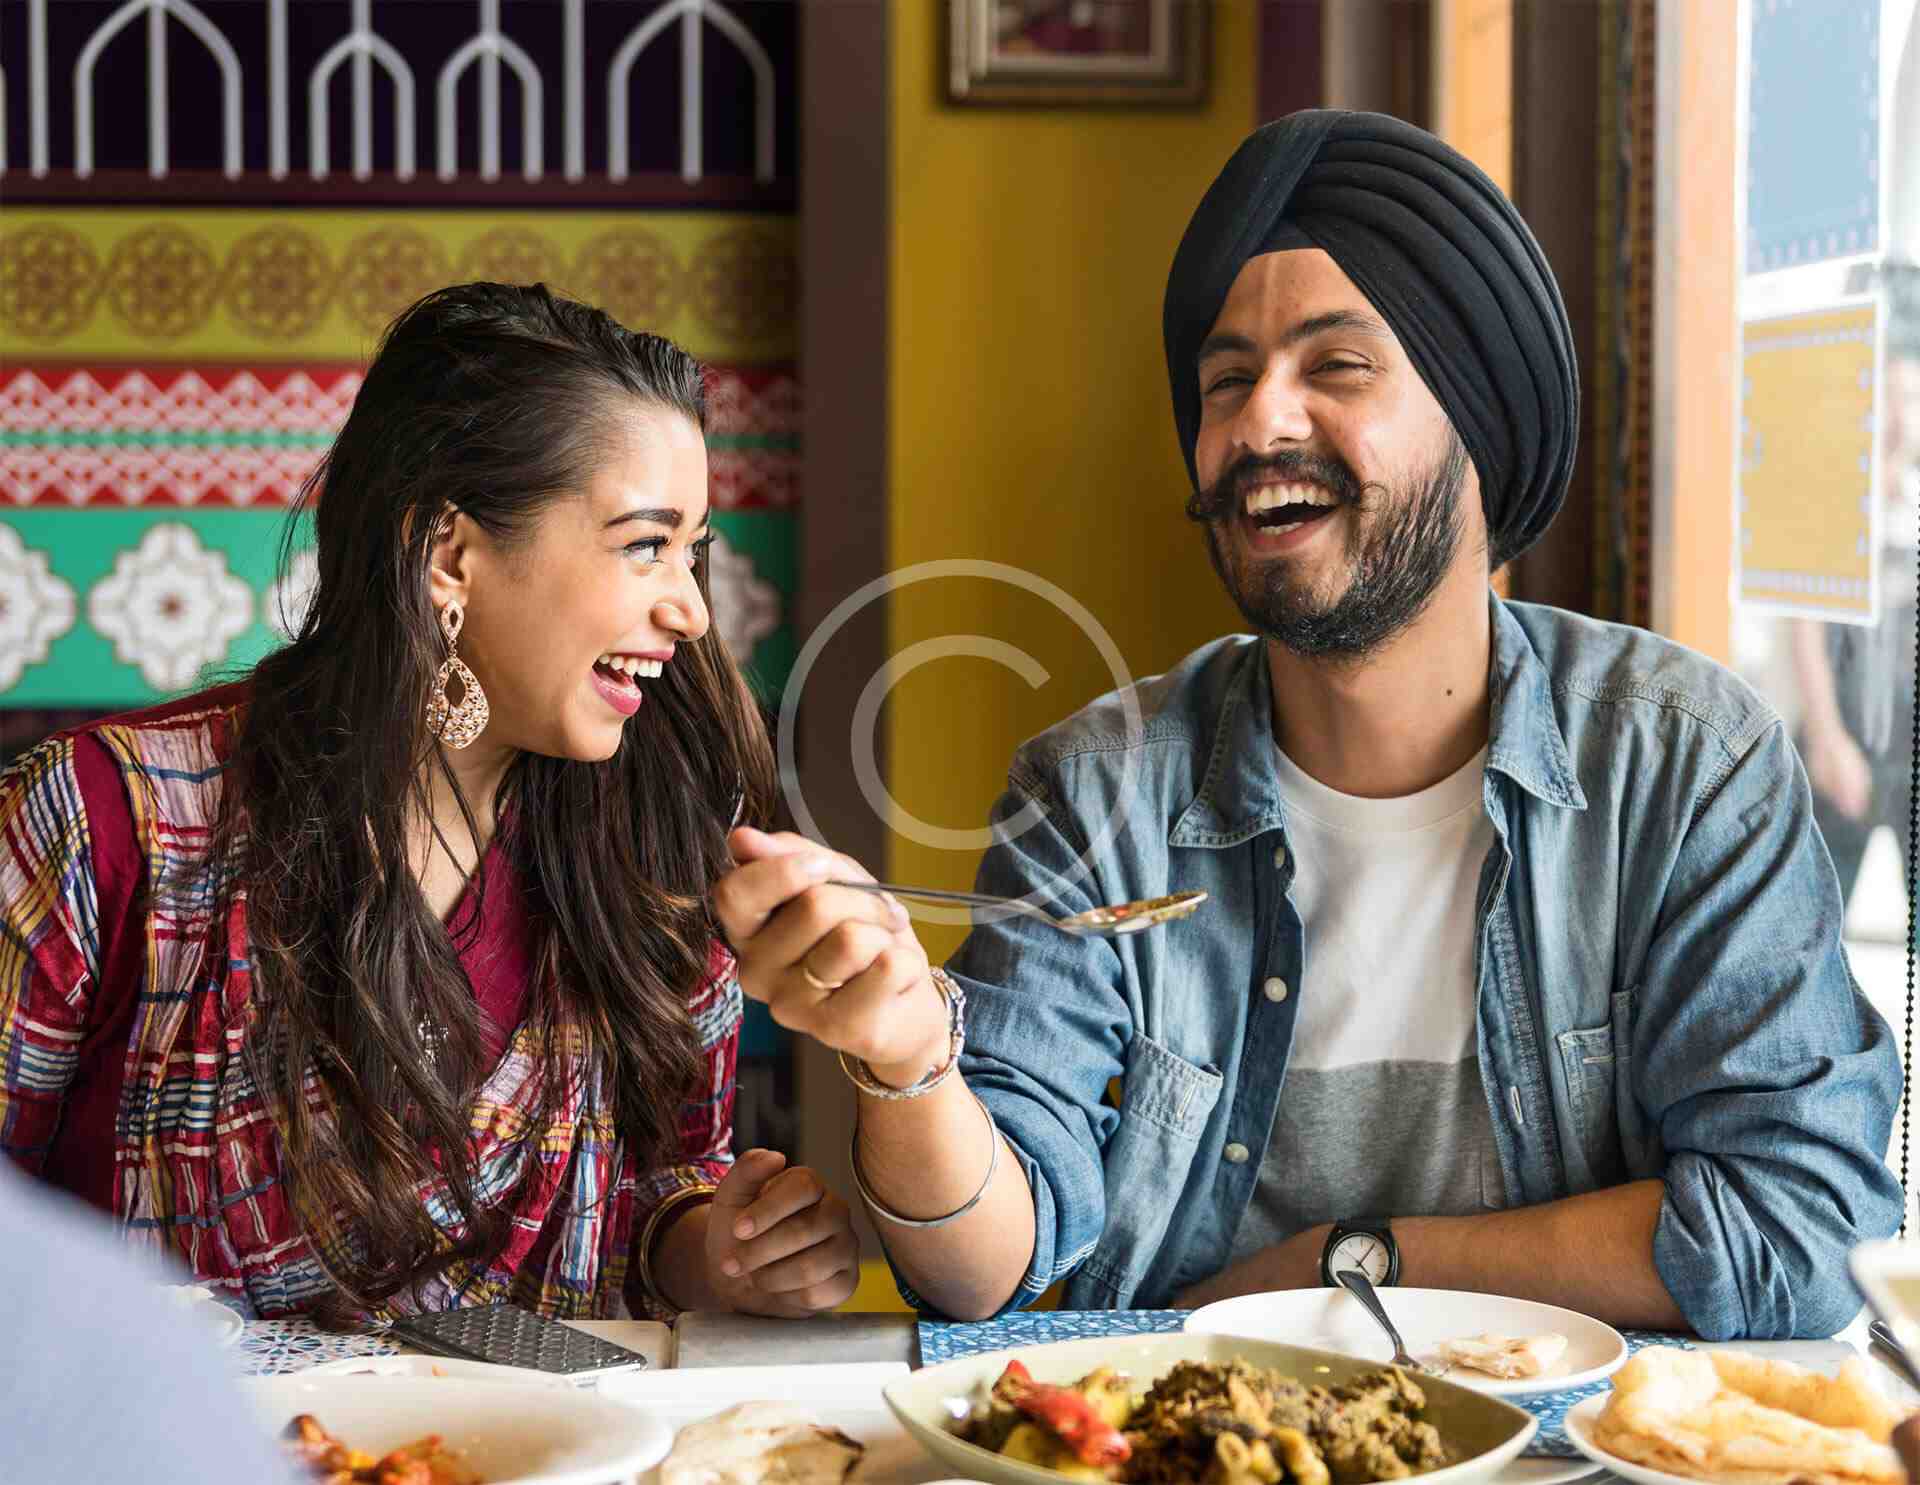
884;1333;1536;1485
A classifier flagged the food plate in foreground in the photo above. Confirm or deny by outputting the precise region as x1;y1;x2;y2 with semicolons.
1183;1289;1628;1396
1560;1347;1912;1485
886;1332;1536;1485
245;1373;673;1485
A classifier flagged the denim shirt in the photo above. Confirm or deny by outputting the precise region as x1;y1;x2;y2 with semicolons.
928;599;1903;1339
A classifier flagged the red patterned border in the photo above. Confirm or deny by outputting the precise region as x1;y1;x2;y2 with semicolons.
3;363;797;511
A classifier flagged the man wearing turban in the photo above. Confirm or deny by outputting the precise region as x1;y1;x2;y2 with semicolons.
714;113;1903;1338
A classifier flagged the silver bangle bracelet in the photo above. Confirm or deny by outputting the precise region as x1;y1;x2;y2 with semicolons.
849;1093;1000;1229
839;967;966;1101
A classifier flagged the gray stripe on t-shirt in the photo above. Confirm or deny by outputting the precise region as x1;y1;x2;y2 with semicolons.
1228;1055;1505;1263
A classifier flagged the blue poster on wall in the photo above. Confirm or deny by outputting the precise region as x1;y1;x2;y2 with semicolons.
1747;0;1881;272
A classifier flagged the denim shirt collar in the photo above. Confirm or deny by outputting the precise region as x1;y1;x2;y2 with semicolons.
1169;597;1584;849
1485;596;1588;812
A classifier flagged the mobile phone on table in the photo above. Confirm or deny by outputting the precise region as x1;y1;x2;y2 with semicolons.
389;1303;650;1378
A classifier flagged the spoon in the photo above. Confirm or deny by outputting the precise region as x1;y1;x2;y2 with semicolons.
1335;1269;1433;1374
828;881;1209;939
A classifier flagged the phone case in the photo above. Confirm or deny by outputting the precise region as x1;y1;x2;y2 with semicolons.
389;1304;650;1376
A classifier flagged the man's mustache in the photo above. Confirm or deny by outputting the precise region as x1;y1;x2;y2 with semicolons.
1185;449;1367;524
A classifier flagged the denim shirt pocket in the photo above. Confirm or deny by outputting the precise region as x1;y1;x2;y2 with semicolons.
1555;988;1648;1190
1077;1031;1223;1304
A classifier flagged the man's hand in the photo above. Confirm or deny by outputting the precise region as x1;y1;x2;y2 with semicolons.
705;1150;860;1317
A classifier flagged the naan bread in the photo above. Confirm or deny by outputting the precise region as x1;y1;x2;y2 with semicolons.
1594;1346;1908;1485
1704;1351;1905;1442
659;1402;865;1485
1436;1333;1569;1379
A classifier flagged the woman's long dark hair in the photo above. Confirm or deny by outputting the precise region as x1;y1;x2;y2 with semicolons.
217;282;774;1320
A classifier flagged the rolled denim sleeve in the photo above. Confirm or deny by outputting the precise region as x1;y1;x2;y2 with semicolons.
1639;719;1903;1339
894;764;1127;1318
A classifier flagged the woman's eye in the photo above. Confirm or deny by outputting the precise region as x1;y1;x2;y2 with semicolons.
1205;374;1250;395
624;538;668;564
689;535;715;568
1316;359;1370;376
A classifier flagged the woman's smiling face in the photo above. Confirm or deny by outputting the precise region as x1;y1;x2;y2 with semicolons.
435;403;713;763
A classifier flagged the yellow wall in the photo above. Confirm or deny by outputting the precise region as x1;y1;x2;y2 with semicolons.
1432;0;1513;193
886;5;1256;960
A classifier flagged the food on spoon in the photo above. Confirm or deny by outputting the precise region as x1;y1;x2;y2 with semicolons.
1433;1333;1568;1379
658;1401;865;1485
1593;1346;1910;1485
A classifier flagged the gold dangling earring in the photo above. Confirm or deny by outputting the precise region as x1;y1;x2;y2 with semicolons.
425;601;489;750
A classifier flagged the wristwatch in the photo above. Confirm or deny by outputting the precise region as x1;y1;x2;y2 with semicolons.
1321;1217;1399;1287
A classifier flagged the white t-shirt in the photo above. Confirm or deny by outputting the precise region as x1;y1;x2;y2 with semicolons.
1229;742;1506;1260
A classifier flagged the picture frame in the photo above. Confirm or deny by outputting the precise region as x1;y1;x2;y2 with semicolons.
947;0;1210;107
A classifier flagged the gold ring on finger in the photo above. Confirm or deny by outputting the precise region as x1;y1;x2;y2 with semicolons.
800;960;844;994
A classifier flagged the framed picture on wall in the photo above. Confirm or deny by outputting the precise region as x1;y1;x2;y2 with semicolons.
947;0;1209;106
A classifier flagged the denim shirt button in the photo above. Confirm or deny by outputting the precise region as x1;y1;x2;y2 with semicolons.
1263;977;1289;1003
1272;846;1288;870
1224;1142;1251;1164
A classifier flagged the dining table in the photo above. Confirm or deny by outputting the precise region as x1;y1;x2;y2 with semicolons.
231;1304;1913;1484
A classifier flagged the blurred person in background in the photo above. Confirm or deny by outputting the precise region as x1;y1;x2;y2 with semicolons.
1794;263;1920;910
0;283;858;1326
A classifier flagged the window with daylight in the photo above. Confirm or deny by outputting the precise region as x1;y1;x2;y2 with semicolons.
1729;0;1920;1219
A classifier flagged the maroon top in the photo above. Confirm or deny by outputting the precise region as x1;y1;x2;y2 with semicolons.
51;733;533;1214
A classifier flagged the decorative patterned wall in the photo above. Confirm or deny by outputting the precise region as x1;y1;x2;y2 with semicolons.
2;207;798;709
0;0;800;730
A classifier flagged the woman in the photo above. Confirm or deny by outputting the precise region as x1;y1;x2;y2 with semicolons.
0;283;858;1324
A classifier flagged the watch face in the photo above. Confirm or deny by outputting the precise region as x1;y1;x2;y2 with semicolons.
1329;1232;1391;1283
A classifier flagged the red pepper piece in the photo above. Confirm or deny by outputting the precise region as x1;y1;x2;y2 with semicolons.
992;1361;1132;1468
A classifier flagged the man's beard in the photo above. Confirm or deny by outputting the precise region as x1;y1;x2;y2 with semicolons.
1185;433;1471;662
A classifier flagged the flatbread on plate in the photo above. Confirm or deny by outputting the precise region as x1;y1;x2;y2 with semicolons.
1594;1346;1908;1485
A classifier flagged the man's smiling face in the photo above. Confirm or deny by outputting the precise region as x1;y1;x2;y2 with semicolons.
1187;248;1487;661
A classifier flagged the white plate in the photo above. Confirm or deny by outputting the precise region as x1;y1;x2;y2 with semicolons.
244;1374;673;1485
1498;1456;1605;1485
1185;1287;1629;1396
164;1285;244;1349
885;1332;1537;1485
1560;1394;1697;1485
302;1353;570;1387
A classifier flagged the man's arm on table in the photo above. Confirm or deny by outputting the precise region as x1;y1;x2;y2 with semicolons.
1192;721;1905;1338
1178;1180;1685;1328
1627;720;1901;1338
861;775;1128;1321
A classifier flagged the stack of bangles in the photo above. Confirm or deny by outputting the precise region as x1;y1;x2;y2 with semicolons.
839;967;1000;1230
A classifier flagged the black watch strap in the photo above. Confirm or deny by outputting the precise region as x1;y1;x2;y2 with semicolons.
1320;1216;1399;1287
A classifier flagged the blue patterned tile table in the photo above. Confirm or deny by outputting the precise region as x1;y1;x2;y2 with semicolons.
917;1310;1694;1460
234;1317;402;1376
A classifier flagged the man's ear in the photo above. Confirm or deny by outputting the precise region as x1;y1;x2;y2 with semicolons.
426;507;472;611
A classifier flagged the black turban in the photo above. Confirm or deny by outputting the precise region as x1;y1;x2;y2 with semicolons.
1164;110;1578;565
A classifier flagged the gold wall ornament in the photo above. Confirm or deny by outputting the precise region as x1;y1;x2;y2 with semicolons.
426;601;489;750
